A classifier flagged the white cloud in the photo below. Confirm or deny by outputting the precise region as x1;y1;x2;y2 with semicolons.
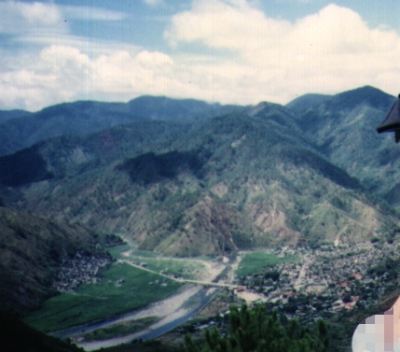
164;1;400;103
164;0;278;50
0;47;178;110
2;1;400;110
0;1;66;34
0;45;92;110
17;33;141;58
0;1;127;33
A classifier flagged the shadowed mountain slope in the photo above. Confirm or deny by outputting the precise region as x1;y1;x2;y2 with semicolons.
0;145;54;187
0;120;191;189
0;206;105;315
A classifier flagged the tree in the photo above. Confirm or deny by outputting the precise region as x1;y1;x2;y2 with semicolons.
342;294;352;303
315;319;329;352
185;303;329;352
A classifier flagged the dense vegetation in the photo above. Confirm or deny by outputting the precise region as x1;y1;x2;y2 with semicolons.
292;86;400;207
0;97;237;157
185;304;329;352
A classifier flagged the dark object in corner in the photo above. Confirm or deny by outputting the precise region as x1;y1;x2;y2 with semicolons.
377;94;400;143
0;310;82;352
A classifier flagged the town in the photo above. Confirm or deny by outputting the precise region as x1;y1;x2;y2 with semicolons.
235;240;400;323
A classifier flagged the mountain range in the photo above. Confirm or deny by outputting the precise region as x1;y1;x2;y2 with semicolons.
1;86;399;259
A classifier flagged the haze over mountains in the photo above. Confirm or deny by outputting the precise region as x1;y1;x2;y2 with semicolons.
1;85;399;262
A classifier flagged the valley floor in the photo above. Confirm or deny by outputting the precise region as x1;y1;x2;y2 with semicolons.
24;239;400;351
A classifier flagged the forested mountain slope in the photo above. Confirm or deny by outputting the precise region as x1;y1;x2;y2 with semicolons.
287;86;400;206
2;103;397;256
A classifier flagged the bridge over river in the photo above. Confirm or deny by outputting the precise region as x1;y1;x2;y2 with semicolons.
119;259;241;289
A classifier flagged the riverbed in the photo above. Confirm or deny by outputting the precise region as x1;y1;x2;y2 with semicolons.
76;286;220;351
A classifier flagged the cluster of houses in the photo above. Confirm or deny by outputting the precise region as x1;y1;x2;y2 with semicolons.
53;251;112;292
236;241;400;318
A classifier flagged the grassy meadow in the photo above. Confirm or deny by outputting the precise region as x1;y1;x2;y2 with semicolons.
124;254;206;280
236;251;299;277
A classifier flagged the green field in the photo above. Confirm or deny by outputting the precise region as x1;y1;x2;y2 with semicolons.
106;244;131;259
125;254;206;280
111;243;206;279
129;249;161;258
236;252;299;277
107;243;206;279
24;263;182;332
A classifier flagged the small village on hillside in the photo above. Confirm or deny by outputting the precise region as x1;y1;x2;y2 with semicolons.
235;241;400;323
53;252;112;292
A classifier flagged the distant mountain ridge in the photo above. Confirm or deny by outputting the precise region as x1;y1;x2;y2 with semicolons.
0;109;32;124
0;96;243;157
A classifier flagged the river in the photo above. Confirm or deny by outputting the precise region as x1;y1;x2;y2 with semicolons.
58;285;220;351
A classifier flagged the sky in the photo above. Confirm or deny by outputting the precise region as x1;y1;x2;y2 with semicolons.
1;0;400;111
